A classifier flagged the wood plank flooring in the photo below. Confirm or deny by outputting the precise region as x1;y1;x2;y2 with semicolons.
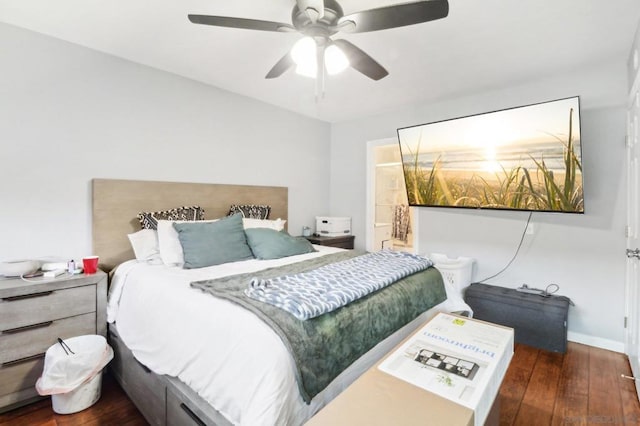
0;374;146;426
1;342;639;425
500;343;640;425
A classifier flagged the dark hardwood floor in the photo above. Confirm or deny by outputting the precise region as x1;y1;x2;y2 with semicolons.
0;373;146;426
2;342;639;425
500;342;640;425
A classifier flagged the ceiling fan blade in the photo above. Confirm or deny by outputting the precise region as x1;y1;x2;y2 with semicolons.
188;15;295;32
265;51;295;79
333;39;388;81
296;0;325;22
338;0;449;33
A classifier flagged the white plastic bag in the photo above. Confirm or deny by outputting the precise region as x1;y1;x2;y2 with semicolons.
36;335;113;396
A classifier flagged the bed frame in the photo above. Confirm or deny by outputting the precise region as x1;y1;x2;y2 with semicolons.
92;178;443;426
92;178;288;426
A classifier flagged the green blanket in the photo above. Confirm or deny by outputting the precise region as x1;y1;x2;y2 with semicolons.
190;251;446;403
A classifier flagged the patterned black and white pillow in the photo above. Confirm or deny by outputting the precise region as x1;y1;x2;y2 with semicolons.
137;205;205;230
228;204;271;220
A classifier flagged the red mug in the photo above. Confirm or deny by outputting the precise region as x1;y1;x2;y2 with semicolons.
82;256;99;274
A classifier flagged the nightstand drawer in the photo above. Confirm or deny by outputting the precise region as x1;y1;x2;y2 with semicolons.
0;356;43;403
1;285;95;331
305;235;355;249
328;240;354;249
0;312;96;364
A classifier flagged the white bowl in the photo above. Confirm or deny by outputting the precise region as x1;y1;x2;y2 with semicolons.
0;260;41;277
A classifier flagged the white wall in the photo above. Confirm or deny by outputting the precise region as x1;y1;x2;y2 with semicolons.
0;23;330;261
330;62;628;350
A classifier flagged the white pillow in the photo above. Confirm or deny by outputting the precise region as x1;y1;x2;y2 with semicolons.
157;219;219;266
127;229;162;264
242;218;286;232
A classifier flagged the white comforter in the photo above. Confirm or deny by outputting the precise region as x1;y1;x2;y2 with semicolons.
107;246;470;425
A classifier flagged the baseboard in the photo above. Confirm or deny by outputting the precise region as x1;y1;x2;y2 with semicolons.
568;331;624;353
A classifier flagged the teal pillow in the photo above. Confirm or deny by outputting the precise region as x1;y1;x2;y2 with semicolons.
245;228;316;260
173;214;253;269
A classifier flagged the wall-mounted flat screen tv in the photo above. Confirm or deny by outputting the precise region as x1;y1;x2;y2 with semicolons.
397;96;583;213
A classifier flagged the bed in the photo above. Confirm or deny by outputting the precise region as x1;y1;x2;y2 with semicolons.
93;178;470;426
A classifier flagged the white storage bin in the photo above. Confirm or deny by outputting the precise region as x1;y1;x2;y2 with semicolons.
429;253;475;295
316;216;351;237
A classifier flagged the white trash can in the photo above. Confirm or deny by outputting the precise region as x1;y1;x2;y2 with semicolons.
36;335;114;414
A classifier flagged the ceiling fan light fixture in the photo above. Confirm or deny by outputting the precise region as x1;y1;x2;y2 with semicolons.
295;63;318;78
291;37;349;78
291;36;316;69
325;44;349;75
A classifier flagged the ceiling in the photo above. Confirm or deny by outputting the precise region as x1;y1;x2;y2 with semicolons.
1;0;639;123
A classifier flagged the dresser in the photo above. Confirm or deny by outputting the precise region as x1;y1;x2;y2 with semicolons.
0;271;107;412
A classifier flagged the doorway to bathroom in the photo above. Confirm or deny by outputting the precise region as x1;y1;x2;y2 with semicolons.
366;138;416;253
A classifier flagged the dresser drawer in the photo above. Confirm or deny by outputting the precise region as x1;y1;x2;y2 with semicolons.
1;285;95;331
0;312;96;364
0;356;43;406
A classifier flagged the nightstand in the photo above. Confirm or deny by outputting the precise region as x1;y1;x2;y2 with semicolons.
305;235;355;249
0;271;107;412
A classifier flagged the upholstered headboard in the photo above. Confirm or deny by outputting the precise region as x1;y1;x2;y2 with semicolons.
92;179;288;271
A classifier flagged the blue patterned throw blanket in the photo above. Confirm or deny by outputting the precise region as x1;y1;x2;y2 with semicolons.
245;249;433;320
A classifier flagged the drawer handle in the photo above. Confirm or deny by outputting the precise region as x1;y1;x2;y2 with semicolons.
3;291;53;302
180;403;206;426
2;353;45;367
3;321;53;334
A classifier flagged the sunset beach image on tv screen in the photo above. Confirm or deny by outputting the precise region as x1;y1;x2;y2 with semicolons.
397;97;583;213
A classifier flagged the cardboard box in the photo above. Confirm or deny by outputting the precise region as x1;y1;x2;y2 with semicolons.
306;313;514;426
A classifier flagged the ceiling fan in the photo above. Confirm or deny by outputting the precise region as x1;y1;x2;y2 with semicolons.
188;0;449;84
